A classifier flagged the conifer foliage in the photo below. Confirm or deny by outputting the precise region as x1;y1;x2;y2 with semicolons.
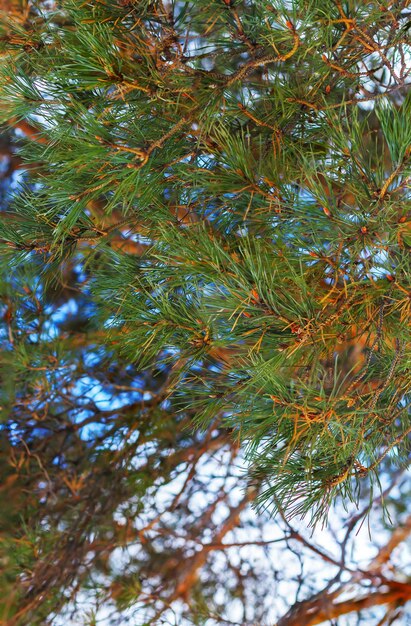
0;1;410;624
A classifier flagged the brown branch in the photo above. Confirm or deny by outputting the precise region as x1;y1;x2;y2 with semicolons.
278;582;411;626
278;503;411;626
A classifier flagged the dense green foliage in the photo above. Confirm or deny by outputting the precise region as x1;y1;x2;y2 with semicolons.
0;1;410;624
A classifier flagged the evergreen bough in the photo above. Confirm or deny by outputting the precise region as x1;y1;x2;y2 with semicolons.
0;3;410;613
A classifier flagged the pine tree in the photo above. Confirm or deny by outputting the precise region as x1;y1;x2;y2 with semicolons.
0;1;410;624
